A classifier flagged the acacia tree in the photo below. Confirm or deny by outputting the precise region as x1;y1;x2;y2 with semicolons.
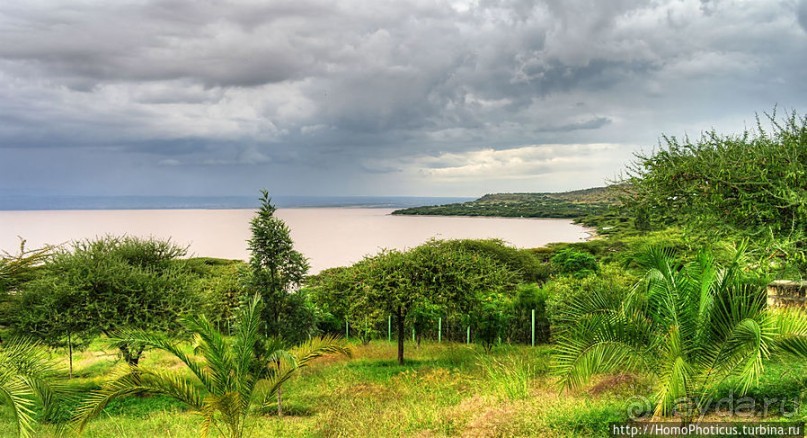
623;110;807;271
14;236;197;366
0;241;51;342
0;240;50;295
243;190;314;344
11;279;93;378
316;240;516;364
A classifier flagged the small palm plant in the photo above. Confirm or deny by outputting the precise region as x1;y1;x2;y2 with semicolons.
0;338;59;438
74;294;350;438
553;245;807;422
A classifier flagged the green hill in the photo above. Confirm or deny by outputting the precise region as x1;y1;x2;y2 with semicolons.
392;186;621;219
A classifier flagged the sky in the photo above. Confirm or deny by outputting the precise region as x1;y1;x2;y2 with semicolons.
1;0;805;198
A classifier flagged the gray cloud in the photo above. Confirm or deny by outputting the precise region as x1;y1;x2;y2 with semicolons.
0;0;805;197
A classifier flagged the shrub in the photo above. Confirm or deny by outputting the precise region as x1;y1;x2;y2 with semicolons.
472;292;513;353
544;265;635;341
192;259;248;335
550;248;598;277
507;283;550;344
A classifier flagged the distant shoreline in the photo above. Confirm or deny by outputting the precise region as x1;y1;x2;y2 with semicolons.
391;186;618;221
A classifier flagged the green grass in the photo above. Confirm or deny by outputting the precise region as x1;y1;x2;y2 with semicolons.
4;340;804;437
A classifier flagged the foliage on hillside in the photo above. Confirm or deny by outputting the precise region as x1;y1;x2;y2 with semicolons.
623;110;807;275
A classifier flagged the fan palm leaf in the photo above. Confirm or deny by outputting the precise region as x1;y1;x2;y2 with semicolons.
0;338;60;438
554;245;807;422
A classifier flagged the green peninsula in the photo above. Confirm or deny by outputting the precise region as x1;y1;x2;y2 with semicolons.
392;186;621;219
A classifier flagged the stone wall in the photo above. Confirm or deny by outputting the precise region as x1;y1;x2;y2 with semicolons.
766;280;807;308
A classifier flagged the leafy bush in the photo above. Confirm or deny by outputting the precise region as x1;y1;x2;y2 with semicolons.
471;292;513;352
410;302;443;346
550;248;598;277
624;110;807;273
507;283;550;344
544;264;636;341
190;258;248;335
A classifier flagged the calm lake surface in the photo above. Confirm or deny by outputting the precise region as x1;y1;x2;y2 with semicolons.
0;209;590;273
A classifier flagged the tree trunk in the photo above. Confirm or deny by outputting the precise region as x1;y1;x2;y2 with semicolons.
119;343;144;386
277;386;283;417
68;331;73;379
120;343;143;367
397;307;405;365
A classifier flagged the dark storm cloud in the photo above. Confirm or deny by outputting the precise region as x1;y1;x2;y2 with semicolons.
0;2;333;88
798;0;807;32
0;0;805;196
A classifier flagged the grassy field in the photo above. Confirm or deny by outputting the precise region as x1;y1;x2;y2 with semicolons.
3;340;805;437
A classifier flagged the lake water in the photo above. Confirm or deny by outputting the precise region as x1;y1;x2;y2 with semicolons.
0;208;590;273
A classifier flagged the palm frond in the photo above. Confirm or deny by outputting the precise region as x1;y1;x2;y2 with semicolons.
111;329;216;393
258;335;350;408
654;355;694;417
259;358;299;408
771;308;807;359
0;375;37;438
292;335;352;367
555;339;649;390
230;294;263;416
554;309;652;388
181;315;236;393
72;367;146;434
73;366;205;434
0;338;61;437
232;294;262;381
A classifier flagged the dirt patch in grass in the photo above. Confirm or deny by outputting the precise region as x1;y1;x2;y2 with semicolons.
464;402;518;437
588;373;641;395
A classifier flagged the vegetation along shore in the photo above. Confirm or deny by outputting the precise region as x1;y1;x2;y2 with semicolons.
391;186;621;221
0;110;806;437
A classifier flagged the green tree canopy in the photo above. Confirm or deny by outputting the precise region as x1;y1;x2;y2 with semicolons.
313;240;517;364
0;240;50;295
11;236;197;366
243;190;315;344
623;110;806;272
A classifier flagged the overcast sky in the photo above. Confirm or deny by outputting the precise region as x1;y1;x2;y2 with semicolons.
1;0;805;198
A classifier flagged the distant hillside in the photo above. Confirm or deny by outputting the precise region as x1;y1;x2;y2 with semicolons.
391;186;621;219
